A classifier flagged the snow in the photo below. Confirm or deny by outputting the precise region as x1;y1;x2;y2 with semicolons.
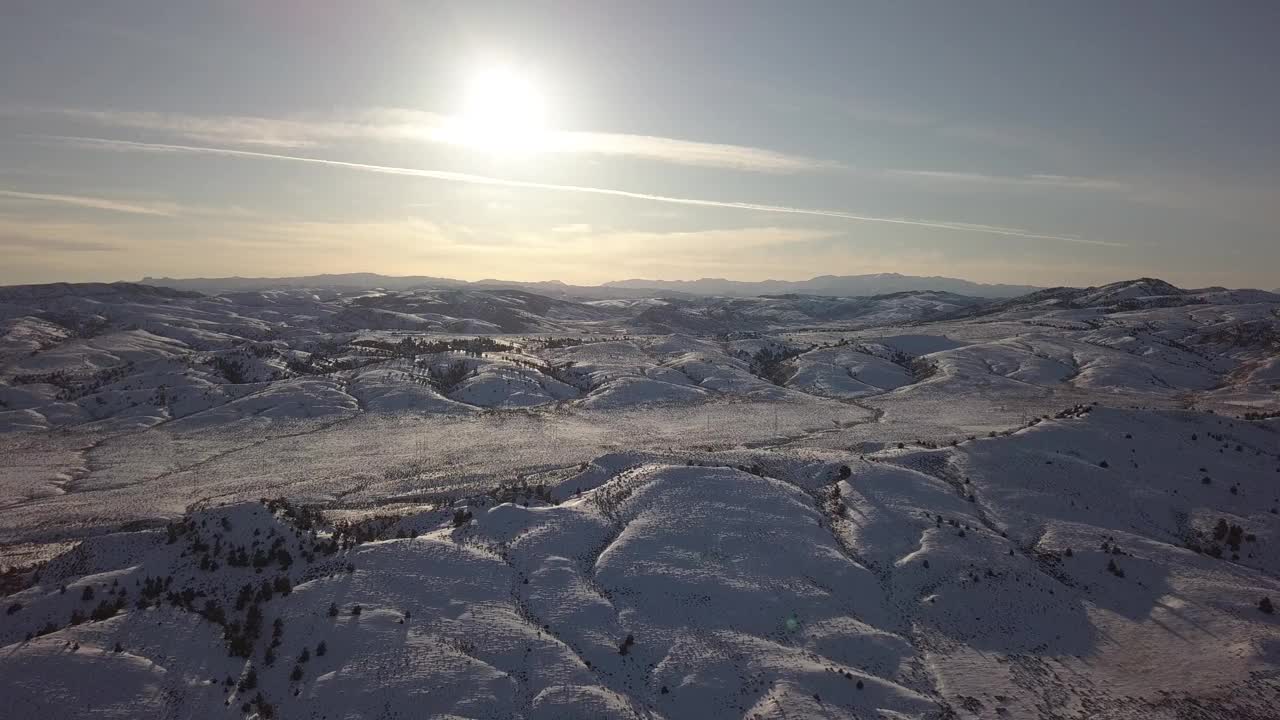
1;277;1279;718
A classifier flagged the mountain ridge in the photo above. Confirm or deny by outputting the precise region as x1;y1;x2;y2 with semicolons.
131;272;1041;298
602;272;1043;298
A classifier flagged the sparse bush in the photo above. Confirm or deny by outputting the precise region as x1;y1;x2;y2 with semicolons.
428;360;474;393
749;346;803;385
89;600;118;621
238;668;258;691
253;692;274;718
617;633;636;656
272;575;292;596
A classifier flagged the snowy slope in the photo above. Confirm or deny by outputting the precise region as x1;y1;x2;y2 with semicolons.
2;277;1280;719
2;407;1278;718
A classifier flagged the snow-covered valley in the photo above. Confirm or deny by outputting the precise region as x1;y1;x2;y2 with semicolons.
1;277;1278;719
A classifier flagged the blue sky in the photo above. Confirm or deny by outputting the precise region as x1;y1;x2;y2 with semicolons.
1;1;1277;288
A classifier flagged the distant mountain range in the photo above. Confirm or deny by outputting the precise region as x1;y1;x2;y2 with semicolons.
602;273;1042;298
138;272;1041;298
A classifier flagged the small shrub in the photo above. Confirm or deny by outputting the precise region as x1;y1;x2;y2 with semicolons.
238;668;258;691
618;633;636;655
89;600;118;621
253;692;275;719
1260;597;1274;614
272;575;292;596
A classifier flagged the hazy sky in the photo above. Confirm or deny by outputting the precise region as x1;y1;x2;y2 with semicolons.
2;1;1278;288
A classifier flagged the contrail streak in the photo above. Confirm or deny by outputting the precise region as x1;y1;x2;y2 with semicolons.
40;135;1123;247
0;188;176;216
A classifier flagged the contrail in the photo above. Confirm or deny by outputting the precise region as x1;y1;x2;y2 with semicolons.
0;188;176;216
40;135;1123;247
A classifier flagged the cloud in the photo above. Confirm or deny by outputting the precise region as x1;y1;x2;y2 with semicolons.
11;106;833;173
551;223;594;233
886;169;1132;193
0;189;180;216
545;130;837;173
23;108;390;149
580;226;837;256
0;231;118;252
46;135;1123;247
0;214;130;256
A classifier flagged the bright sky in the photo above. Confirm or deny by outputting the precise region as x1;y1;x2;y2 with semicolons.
2;1;1278;289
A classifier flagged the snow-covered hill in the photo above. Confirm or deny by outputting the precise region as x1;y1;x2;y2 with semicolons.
140;272;1041;299
2;407;1278;719
1;276;1279;719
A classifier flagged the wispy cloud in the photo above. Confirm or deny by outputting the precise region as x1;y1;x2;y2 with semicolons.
547;131;835;173
586;226;838;253
0;231;119;253
887;169;1132;193
0;214;129;255
44;135;1123;247
6;108;433;150
9;106;834;173
551;223;594;234
0;189;180;216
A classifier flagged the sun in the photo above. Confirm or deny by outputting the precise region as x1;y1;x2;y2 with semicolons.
450;64;550;153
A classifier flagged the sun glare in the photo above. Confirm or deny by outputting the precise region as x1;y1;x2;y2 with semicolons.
451;65;550;153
